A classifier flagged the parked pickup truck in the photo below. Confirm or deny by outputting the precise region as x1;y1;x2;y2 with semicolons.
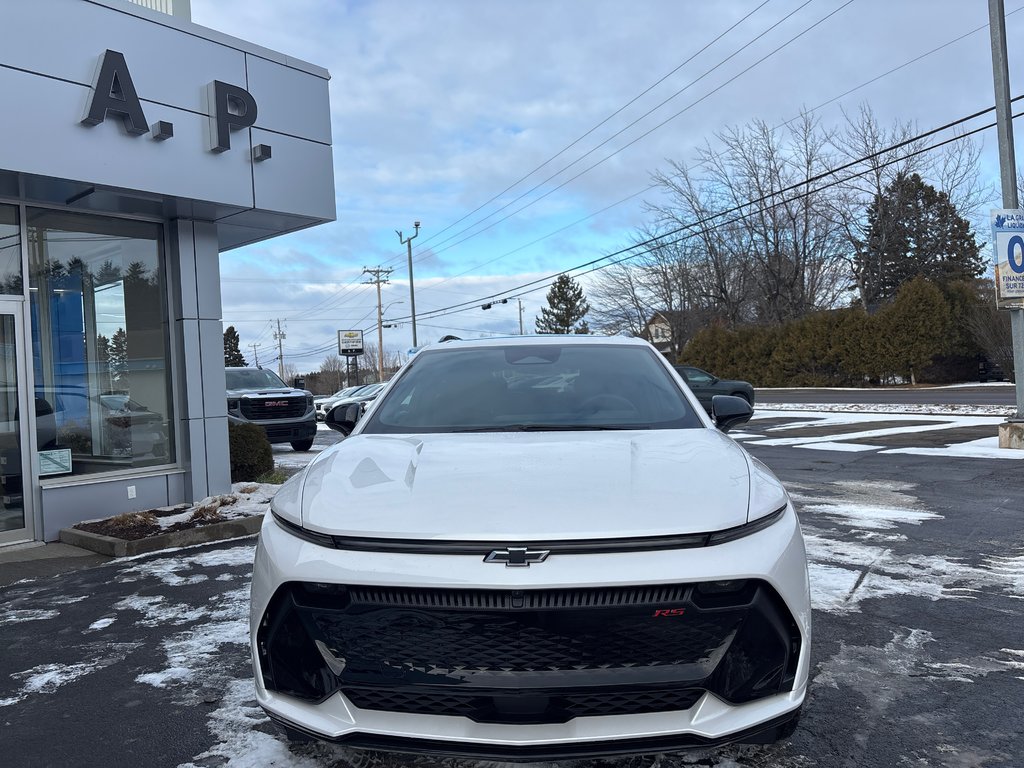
225;367;317;451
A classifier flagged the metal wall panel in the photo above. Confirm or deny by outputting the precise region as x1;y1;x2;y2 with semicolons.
204;416;231;495
1;0;245;114
0;69;255;208
41;474;172;540
193;221;222;320
170;220;199;320
183;416;209;502
199;319;228;419
246;54;333;145
251;128;336;221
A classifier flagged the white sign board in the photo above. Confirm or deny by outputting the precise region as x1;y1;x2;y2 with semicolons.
338;329;364;356
39;448;72;476
991;209;1024;309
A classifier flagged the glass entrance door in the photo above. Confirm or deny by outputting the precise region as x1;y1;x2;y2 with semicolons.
0;307;32;545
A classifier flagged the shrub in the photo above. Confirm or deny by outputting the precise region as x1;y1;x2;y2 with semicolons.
228;422;273;482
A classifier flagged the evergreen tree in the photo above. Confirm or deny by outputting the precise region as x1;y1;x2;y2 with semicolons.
109;328;128;388
535;275;590;334
853;173;983;308
224;325;248;367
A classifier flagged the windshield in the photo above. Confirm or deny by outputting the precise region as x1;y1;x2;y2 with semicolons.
225;368;288;391
361;344;702;434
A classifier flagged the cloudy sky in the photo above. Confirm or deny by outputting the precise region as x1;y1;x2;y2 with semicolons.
189;0;1024;374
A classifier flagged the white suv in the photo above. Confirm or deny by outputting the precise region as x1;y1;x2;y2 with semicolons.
250;336;809;759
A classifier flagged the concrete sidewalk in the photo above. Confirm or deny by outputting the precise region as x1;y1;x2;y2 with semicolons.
0;541;111;588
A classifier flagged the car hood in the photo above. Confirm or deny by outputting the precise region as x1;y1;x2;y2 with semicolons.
298;429;752;540
226;387;301;396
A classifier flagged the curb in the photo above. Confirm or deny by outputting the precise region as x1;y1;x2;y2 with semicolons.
59;514;264;558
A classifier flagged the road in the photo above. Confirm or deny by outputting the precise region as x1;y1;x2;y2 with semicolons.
758;384;1016;407
2;422;1023;767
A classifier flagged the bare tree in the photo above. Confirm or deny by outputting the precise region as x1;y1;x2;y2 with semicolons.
645;113;846;325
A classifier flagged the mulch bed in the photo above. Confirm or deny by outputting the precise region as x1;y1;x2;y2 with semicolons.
73;505;197;540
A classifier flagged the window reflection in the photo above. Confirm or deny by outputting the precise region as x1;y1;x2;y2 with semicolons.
0;204;20;295
27;210;174;475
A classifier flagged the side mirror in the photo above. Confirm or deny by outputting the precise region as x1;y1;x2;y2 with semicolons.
325;402;361;436
711;395;752;432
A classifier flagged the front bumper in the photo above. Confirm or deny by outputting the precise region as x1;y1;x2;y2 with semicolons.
228;413;316;444
250;506;811;756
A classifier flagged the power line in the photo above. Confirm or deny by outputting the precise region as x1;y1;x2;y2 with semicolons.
409;0;776;254
416;7;1022;294
393;99;1017;326
411;0;836;263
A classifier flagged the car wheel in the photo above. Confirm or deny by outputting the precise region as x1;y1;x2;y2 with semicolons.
290;438;315;452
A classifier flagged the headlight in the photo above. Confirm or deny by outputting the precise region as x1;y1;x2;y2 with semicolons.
227;398;240;412
272;509;336;548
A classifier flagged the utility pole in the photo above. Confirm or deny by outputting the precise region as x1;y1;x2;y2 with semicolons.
249;342;261;367
396;221;421;348
482;297;525;335
989;0;1024;445
363;266;393;382
273;320;286;381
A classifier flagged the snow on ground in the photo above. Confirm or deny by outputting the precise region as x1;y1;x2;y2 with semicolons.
757;402;1014;417
740;408;1024;459
792;480;1024;614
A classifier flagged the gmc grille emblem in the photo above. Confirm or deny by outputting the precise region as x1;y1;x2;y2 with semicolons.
264;401;288;407
484;547;550;567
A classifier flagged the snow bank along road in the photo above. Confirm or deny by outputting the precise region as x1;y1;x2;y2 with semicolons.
1;422;1023;766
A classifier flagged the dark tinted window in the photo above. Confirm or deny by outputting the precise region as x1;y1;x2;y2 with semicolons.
362;344;702;434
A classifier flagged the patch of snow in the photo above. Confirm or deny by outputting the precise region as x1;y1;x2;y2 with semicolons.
136;586;251;694
757;402;1014;417
177;678;328;768
116;543;255;587
87;617;116;631
795;441;884;453
815;629;935;708
0;609;59;626
882;437;1024;460
800;503;942;530
115;595;211;627
136;667;192;688
0;643;139;708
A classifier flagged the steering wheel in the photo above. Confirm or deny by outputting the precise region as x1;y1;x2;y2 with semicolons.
578;394;639;414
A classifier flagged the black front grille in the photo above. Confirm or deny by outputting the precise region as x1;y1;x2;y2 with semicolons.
343;685;705;724
257;581;801;724
240;396;307;420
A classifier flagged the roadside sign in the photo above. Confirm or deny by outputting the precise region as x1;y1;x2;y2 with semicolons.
991;209;1024;309
337;329;364;356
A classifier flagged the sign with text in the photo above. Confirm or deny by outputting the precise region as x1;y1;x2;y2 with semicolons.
338;330;364;356
991;209;1024;309
38;448;72;477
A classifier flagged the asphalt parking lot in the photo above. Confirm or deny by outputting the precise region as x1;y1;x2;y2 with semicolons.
1;415;1023;768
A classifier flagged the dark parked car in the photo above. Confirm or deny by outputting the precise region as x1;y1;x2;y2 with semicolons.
226;367;317;451
674;365;755;412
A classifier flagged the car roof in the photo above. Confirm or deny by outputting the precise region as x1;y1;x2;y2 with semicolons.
416;335;649;352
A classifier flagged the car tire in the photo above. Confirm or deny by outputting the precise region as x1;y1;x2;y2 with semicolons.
290;438;315;452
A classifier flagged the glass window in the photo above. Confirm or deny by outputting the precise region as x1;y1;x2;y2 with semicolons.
0;205;21;295
225;368;287;391
27;209;174;476
364;344;702;434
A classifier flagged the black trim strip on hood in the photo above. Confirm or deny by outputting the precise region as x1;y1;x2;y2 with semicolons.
270;505;788;555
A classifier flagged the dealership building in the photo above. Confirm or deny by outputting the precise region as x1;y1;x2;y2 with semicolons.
0;0;335;545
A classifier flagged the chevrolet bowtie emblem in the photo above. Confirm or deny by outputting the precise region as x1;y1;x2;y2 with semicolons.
484;547;551;567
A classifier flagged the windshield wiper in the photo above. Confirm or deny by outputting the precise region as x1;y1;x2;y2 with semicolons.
452;423;643;432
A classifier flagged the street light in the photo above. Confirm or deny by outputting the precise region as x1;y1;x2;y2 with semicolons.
396;222;420;348
481;297;524;334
